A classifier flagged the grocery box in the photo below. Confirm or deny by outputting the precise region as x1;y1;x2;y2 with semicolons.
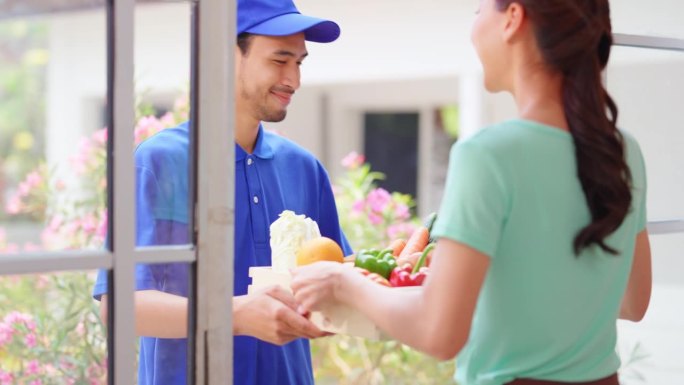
248;266;394;340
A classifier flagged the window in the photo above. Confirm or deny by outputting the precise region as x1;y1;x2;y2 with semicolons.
0;1;235;384
363;112;420;199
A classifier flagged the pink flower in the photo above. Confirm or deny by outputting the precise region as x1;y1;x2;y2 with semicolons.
5;195;22;215
341;151;365;169
62;221;80;238
87;361;106;383
35;274;50;290
351;199;365;216
135;116;165;144
18;181;32;196
367;212;383;225
134;126;149;144
81;214;98;236
387;222;416;240
43;364;57;376
78;137;94;154
97;210;108;239
5;311;31;325
0;322;14;346
24;333;37;348
0;370;14;385
29;380;42;385
25;360;40;376
92;128;108;145
47;215;64;231
26;171;42;187
160;112;176;126
70;139;94;174
393;203;410;220
40;227;58;247
366;188;391;213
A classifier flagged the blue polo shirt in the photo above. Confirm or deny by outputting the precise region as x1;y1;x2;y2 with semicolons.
93;121;352;385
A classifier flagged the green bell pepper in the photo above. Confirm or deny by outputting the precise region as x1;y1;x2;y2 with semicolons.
354;248;398;279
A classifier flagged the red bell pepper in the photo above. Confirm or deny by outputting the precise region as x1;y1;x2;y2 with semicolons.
389;243;434;287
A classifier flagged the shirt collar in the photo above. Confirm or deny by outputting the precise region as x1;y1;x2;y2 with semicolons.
235;124;274;162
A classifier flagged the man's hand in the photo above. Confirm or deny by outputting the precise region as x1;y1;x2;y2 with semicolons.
233;285;328;345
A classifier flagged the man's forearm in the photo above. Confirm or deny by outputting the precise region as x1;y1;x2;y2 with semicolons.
135;290;188;338
102;290;243;339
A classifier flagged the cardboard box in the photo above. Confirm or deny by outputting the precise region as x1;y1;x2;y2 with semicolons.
248;266;390;339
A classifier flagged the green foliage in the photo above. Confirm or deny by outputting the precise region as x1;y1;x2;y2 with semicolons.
0;273;106;384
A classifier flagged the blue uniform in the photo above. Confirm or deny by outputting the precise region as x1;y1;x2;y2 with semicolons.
93;121;352;385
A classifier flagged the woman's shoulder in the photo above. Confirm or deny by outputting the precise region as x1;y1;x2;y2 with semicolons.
454;120;527;155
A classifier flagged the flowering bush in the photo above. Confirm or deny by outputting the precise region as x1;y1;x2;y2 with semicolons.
0;96;188;384
2;97;188;252
333;151;417;250
310;152;457;385
0;276;106;385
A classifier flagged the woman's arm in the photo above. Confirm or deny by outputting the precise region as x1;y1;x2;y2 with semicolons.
293;237;490;360
619;229;652;321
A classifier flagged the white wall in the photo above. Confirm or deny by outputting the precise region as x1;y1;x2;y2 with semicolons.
294;0;482;85
46;3;191;169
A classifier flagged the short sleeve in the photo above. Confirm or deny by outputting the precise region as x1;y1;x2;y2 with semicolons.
625;133;648;232
91;165;167;301
431;141;509;258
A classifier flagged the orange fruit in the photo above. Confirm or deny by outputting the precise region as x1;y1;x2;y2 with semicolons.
296;236;345;266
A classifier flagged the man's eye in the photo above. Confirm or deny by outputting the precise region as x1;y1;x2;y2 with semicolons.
296;61;303;66
273;60;286;65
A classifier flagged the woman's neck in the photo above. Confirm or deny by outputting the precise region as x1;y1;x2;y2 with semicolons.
512;67;569;131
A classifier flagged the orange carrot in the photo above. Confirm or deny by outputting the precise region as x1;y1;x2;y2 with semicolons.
396;251;423;269
388;238;407;257
398;226;430;259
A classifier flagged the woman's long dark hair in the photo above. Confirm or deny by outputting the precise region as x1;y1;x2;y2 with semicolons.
495;0;632;255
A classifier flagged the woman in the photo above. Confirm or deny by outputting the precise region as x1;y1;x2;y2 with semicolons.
291;1;651;384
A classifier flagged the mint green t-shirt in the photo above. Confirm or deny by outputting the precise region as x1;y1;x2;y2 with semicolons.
432;119;647;385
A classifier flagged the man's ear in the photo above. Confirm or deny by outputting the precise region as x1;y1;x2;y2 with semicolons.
502;2;526;43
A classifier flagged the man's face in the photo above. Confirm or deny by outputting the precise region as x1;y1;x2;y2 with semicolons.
235;33;308;123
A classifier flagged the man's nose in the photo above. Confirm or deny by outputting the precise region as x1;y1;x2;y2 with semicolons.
282;64;301;90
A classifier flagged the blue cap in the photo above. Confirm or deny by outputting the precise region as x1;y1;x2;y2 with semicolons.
237;0;340;43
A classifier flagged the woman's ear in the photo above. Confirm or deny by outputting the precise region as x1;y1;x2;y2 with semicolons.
502;2;526;42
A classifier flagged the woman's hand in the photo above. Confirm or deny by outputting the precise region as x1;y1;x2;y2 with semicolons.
290;261;350;314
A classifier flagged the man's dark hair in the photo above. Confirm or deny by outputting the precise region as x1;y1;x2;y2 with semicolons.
237;32;254;55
